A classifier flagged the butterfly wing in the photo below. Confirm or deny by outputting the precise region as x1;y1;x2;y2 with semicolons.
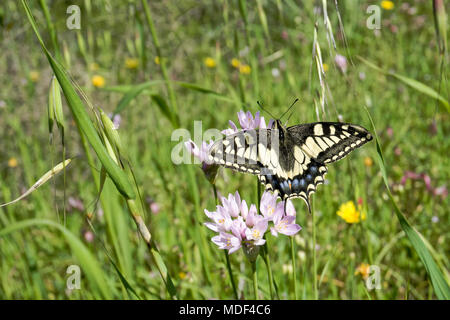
265;122;372;211
208;129;278;176
287;122;373;164
209;122;372;213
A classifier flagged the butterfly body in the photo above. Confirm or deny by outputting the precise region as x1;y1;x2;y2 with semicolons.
209;120;372;212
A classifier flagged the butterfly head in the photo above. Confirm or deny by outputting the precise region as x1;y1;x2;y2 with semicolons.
272;119;287;141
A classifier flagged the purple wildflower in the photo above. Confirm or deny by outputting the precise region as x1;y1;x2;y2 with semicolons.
204;190;302;256
185;139;218;183
222;110;274;136
270;201;301;237
68;197;84;212
334;54;348;73
400;171;447;199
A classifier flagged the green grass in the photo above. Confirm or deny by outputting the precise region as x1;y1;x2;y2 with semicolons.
0;0;448;300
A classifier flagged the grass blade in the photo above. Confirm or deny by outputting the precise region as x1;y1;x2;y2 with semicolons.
358;56;450;112
0;159;71;208
364;107;450;300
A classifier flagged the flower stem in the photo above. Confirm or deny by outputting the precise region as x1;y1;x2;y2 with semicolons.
312;198;318;300
290;236;298;299
262;240;275;299
224;251;238;299
251;261;258;299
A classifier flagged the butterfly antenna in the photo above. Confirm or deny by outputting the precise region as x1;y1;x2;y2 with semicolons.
280;98;299;121
257;101;277;120
284;108;296;126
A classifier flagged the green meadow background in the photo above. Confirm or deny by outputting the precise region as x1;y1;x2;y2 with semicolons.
0;0;448;300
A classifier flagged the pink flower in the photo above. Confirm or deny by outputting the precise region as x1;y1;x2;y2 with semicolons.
212;232;242;254
400;171;447;199
68;197;84;212
84;231;94;243
270;206;301;237
334;54;347;73
245;219;268;246
185;139;214;165
204;190;302;255
260;191;280;221
185;139;218;183
222;110;274;135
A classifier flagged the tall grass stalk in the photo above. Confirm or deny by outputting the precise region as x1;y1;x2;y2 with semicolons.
141;0;179;126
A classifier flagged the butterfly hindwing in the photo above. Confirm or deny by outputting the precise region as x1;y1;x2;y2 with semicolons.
259;158;327;212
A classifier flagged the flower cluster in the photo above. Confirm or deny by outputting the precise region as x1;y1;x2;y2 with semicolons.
222;110;274;136
184;139;218;183
205;191;301;256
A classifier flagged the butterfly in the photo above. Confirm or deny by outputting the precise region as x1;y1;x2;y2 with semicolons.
208;117;373;212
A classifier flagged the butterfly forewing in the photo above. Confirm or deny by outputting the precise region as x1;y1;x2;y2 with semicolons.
287;122;373;164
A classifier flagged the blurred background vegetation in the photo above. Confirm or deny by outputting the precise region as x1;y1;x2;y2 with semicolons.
0;0;448;299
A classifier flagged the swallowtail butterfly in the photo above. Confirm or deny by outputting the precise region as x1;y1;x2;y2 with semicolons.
209;119;373;212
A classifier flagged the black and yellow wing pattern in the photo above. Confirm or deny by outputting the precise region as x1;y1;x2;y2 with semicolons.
209;121;372;212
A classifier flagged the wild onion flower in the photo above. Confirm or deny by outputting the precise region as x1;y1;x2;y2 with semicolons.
205;191;301;256
184;139;218;183
222;110;274;135
107;113;122;130
84;230;94;243
334;54;347;73
68;196;84;212
146;196;161;214
337;201;366;224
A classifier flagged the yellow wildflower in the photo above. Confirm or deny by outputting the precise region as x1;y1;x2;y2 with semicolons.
337;201;365;224
179;272;187;280
231;58;240;68
125;58;139;69
204;57;216;68
364;156;373;167
239;64;251;75
91;75;105;88
355;263;370;279
154;56;160;65
381;1;394;10
8;157;18;168
29;71;40;82
322;63;329;72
